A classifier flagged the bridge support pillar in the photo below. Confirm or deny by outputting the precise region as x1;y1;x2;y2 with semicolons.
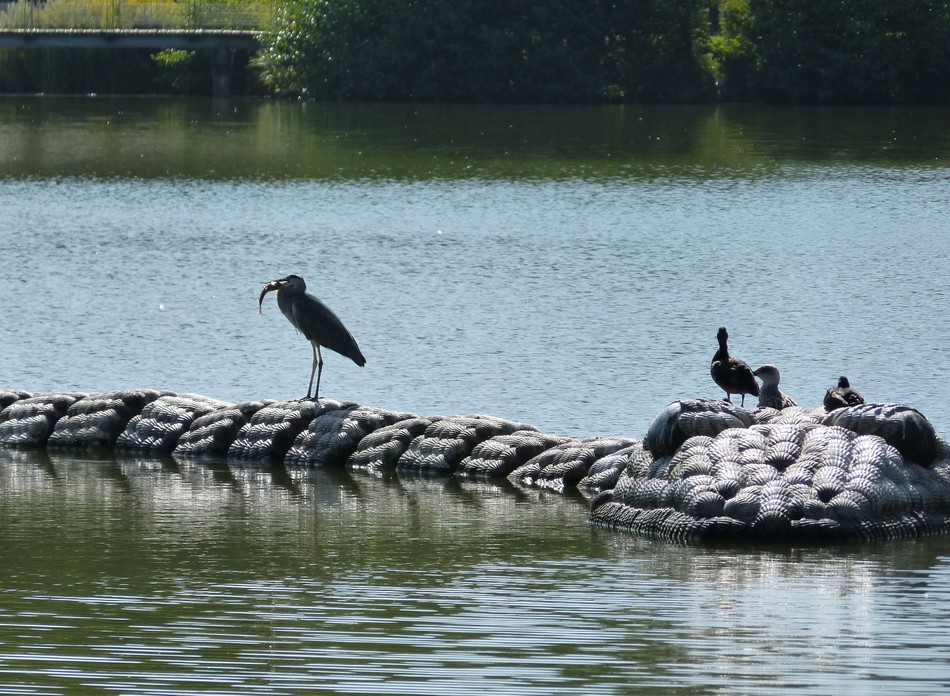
211;47;232;98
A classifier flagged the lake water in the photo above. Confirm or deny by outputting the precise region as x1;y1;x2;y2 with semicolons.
1;96;950;693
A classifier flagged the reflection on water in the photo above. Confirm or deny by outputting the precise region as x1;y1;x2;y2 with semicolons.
3;449;950;694
1;99;947;181
2;97;950;693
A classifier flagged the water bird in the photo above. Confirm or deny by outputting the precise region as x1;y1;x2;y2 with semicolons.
823;376;864;411
710;327;759;407
752;364;798;410
259;274;366;400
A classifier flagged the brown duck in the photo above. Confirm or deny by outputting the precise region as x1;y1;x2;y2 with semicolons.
710;326;759;407
752;364;798;410
823;376;865;411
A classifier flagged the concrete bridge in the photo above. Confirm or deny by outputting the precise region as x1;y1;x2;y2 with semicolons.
0;1;272;96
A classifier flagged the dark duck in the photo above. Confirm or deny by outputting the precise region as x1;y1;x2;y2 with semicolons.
823;375;865;411
710;326;759;407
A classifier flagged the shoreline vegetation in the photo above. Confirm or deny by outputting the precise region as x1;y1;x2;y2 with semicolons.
1;0;948;104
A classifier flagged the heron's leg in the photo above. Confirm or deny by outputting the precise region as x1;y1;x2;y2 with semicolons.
314;345;325;400
740;394;745;407
307;343;318;399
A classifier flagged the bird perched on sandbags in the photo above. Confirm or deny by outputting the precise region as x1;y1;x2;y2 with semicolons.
752;364;798;410
710;326;759;407
823;375;864;411
259;274;366;400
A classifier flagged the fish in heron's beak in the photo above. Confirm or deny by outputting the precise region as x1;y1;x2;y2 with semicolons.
258;280;284;315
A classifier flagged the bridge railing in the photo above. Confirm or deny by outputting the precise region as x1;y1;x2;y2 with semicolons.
0;0;273;30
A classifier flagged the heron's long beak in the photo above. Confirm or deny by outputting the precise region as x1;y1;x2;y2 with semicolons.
258;279;284;315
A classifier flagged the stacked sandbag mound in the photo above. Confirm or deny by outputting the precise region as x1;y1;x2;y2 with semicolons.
589;399;950;543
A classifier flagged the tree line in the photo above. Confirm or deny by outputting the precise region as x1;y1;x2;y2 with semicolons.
254;0;950;104
3;0;949;103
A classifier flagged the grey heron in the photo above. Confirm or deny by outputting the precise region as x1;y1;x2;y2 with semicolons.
259;274;366;400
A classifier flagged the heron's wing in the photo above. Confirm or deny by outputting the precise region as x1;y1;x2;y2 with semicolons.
291;294;366;366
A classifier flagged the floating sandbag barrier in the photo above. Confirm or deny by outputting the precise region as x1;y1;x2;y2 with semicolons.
588;399;950;543
1;388;948;544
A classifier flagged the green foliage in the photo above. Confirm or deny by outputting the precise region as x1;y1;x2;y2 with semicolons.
152;48;192;68
708;0;757;100
151;49;206;94
255;0;718;102
254;0;950;104
746;0;950;104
